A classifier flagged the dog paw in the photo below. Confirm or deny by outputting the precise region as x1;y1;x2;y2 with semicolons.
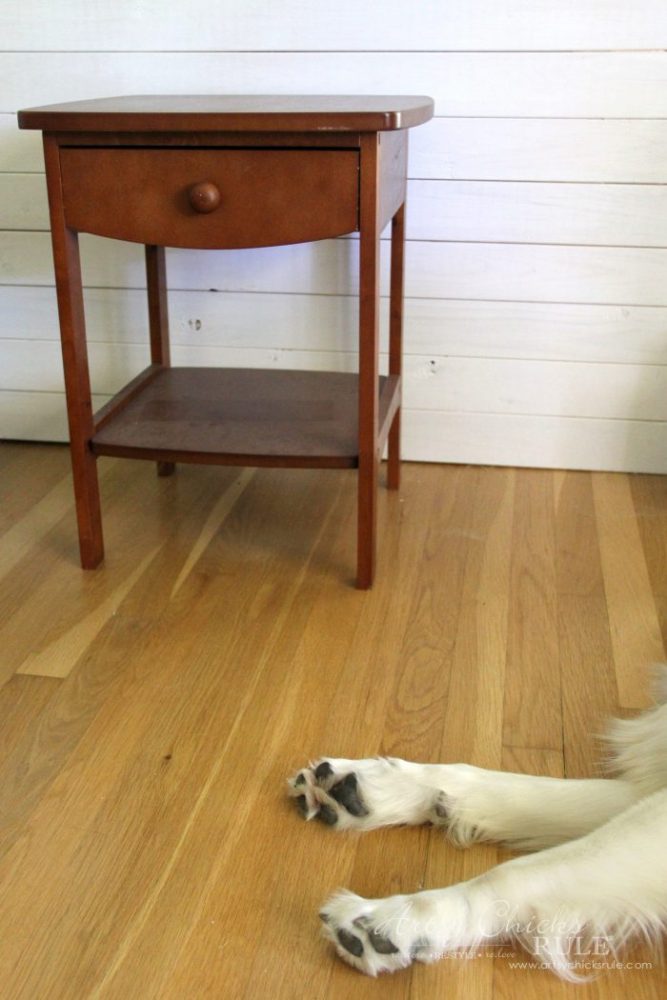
287;759;372;830
319;890;435;976
288;757;457;831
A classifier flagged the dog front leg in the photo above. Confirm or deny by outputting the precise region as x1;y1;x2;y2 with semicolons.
319;788;667;977
288;756;639;846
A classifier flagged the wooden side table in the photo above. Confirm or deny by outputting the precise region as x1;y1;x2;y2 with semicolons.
18;95;433;588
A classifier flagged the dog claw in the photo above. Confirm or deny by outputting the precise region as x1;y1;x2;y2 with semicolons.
295;794;308;816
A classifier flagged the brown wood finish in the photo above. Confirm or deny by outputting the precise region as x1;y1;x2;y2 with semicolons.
357;133;382;589
388;202;406;490
90;368;400;468
145;246;175;477
42;134;104;570
20;96;434;586
59;147;360;249
378;129;408;231
18;94;435;133
54;130;365;150
93;365;162;433
146;248;170;369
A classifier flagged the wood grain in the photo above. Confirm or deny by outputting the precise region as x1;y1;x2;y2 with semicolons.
593;474;665;709
503;470;560;750
555;471;619;777
631;475;667;655
1;448;667;999
58;146;360;248
89;368;400;469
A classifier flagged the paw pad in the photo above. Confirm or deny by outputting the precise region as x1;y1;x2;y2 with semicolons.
337;928;364;957
329;773;369;817
288;760;371;828
334;918;400;959
319;894;409;975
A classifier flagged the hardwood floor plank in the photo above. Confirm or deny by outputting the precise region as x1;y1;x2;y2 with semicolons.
0;673;61;761
0;443;73;536
592;473;664;709
555;471;619;778
503;470;561;750
630;474;667;659
169;467;256;597
16;544;162;677
0;460;114;587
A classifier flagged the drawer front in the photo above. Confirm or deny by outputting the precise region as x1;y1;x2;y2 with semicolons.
59;147;359;249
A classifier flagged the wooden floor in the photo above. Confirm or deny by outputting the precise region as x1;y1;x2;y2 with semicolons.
1;443;667;999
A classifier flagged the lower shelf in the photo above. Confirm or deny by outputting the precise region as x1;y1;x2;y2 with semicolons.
91;367;400;468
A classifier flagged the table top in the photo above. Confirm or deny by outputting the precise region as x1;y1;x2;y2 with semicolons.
18;94;434;133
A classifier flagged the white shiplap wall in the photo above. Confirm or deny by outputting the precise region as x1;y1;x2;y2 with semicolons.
2;1;667;472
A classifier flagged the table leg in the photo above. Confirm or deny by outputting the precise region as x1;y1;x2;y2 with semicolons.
388;201;405;490
145;244;175;477
357;134;381;589
43;135;104;568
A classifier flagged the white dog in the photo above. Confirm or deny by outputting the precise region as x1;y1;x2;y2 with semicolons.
288;672;667;979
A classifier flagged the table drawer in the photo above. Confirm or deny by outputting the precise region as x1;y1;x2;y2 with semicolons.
59;147;359;248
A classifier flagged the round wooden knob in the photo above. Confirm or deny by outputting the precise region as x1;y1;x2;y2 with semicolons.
188;181;221;213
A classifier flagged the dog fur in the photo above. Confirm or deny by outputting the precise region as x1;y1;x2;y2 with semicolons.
288;671;667;979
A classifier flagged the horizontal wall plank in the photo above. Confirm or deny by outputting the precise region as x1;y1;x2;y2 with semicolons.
5;52;667;118
404;410;667;474
8;116;667;184
409;119;667;183
4;339;667;422
0;117;42;173
0;390;108;441
3;389;666;474
399;299;667;364
0;286;357;351
405;356;667;420
7;173;667;248
409;181;667;247
3;232;667;306
4;0;667;50
0;174;47;229
3;286;667;365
